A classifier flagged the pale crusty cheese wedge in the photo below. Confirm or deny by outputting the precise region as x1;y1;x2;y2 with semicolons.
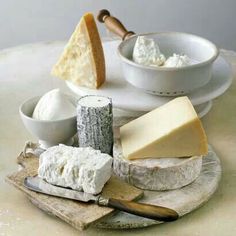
120;97;208;160
51;13;105;89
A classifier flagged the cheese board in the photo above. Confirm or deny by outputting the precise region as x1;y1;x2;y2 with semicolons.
6;148;143;231
97;144;221;229
6;141;221;230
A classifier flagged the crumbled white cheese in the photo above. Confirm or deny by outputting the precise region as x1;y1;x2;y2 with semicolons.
133;36;166;66
164;54;192;67
38;145;113;194
32;89;76;121
132;36;196;68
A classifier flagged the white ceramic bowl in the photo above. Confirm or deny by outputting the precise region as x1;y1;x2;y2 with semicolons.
19;96;77;149
118;32;219;96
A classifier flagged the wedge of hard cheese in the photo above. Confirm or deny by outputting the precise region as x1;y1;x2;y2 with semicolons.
51;13;105;89
120;96;208;160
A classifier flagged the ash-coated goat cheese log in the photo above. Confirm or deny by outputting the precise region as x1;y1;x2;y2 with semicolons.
77;95;113;154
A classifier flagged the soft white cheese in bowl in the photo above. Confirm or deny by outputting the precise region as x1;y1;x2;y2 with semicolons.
133;36;166;66
32;89;76;120
19;89;77;149
163;54;192;68
118;32;219;96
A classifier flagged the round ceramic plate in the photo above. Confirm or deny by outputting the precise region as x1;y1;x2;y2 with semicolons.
195;101;212;118
113;101;212;127
95;145;221;229
67;40;233;112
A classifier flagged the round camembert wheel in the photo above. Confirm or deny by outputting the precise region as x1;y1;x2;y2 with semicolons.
113;139;202;191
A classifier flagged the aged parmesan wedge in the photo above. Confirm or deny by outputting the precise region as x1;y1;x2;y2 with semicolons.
120;97;208;160
51;13;105;89
113;140;202;190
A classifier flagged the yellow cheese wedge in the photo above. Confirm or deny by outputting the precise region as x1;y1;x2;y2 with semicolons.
51;13;105;89
120;97;208;160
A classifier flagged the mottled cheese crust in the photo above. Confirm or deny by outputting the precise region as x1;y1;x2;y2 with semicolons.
113;139;203;190
51;13;105;89
120;97;208;160
38;145;113;194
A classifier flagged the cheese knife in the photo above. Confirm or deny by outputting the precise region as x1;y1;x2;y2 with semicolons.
24;176;179;222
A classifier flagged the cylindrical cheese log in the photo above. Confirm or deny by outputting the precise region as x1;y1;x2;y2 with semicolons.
77;95;113;154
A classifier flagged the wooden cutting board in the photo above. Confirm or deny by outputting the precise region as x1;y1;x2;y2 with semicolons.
6;151;143;231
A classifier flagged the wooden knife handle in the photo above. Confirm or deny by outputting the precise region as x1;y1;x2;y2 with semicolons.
97;9;135;41
99;197;179;222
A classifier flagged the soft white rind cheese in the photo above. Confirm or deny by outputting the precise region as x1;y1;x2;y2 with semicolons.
113;140;202;191
133;36;166;66
38;145;113;194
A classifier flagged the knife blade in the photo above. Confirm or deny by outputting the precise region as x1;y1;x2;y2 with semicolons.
24;176;179;222
24;176;98;202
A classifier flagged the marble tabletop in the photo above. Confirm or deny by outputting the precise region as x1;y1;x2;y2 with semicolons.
0;41;236;236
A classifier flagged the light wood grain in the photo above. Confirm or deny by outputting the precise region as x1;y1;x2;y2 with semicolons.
6;151;143;231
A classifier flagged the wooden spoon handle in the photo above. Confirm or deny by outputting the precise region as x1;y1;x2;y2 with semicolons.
99;197;179;222
97;9;135;41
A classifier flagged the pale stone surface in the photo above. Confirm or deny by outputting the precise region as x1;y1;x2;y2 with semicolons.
0;42;236;235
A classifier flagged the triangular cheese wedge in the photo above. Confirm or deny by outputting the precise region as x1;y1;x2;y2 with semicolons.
120;97;208;160
51;13;105;89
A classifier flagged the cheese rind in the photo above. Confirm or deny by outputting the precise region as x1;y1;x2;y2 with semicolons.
38;145;112;194
113;140;202;190
51;13;105;89
77;95;113;155
120;97;208;160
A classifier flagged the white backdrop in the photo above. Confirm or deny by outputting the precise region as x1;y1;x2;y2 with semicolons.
0;0;235;50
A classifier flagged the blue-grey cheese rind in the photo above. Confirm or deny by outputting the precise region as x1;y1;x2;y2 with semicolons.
77;95;113;154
